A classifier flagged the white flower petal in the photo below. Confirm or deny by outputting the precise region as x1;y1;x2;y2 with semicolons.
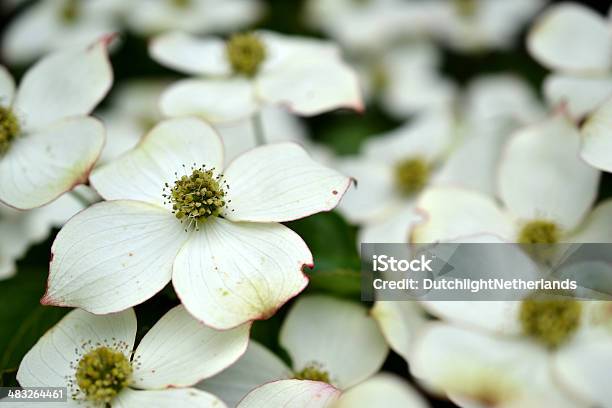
358;204;422;245
237;380;341;408
582;97;612;173
17;308;136;387
0;65;15;105
160;78;257;123
256;59;363;116
554;338;612;407
280;295;388;389
420;301;522;335
499;113;599;231
568;199;612;243
173;218;311;330
370;301;427;364
223;143;351;223
0;116;104;210
412;187;514;243
527;3;612;73
150;32;231;76
198;341;292;407
115;388;227;408
363;108;454;163
91;117;223;207
335;158;398;225
43;200;189;314
411;323;560;405
434;122;509;196
334;374;428;408
132;305;249;389
14;37;113;131
544;74;612;119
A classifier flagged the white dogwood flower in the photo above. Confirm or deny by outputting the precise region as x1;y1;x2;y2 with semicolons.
236;374;429;408
305;0;436;52
430;0;545;52
2;0;124;65
528;3;612;173
411;297;612;407
42;117;351;330
0;39;112;210
199;295;388;406
413;111;606;245
16;305;249;407
150;30;363;124
125;0;264;37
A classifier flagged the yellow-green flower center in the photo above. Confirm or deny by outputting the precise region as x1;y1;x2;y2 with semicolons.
454;0;478;18
371;64;389;93
170;0;191;8
293;363;331;383
226;33;266;77
164;166;226;225
59;0;81;24
518;220;560;244
75;347;132;404
519;298;581;348
394;157;430;196
0;106;20;156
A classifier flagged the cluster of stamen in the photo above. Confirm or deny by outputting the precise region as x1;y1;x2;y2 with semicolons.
518;220;560;245
519;297;581;348
75;346;132;404
454;0;477;17
163;164;229;229
171;0;191;8
0;106;20;156
226;33;266;77
394;157;430;195
59;0;80;23
293;363;331;383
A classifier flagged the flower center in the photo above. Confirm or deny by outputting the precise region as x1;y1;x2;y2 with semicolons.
164;165;226;226
75;347;132;404
170;0;191;8
226;33;266;77
0;106;20;156
293;363;331;383
371;64;389;93
518;220;560;244
519;297;581;348
394;157;430;195
454;0;477;18
59;0;81;24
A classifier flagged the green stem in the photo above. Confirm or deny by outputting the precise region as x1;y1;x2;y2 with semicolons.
69;189;91;207
252;112;266;146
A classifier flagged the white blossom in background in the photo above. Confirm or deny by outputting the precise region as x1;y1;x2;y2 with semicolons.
14;305;249;407
0;39;112;210
97;79;169;164
236;374;429;408
430;0;545;52
410;297;612;407
150;30;363;124
2;0;125;65
305;0;436;52
0;186;97;280
216;106;332;163
362;42;457;118
412;112;608;245
42;117;351;330
528;3;612;173
125;0;264;37
199;295;388;406
335;108;456;244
